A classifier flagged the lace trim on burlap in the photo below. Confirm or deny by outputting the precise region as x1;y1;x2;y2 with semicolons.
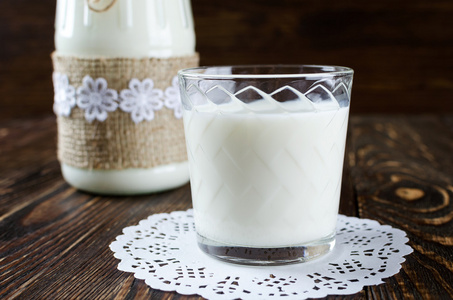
52;52;199;170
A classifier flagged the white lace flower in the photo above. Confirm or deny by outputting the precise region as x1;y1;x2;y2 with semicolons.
52;73;76;117
76;75;118;122
164;76;183;119
119;78;164;124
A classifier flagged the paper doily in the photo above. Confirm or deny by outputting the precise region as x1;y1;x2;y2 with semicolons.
110;210;412;299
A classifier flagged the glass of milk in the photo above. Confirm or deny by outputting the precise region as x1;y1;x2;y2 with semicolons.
178;65;354;265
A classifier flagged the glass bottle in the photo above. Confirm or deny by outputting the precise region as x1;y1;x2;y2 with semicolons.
53;0;198;194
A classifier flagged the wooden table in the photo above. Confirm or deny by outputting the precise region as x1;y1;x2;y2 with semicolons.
1;114;452;299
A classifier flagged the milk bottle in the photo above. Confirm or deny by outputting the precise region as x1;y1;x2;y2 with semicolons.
53;0;198;194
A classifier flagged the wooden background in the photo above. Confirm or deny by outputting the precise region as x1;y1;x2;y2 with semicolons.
1;0;452;120
1;1;453;298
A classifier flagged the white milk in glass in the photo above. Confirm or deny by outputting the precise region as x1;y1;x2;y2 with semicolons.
54;0;196;194
183;101;349;247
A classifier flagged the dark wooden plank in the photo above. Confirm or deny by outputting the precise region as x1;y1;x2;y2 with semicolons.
0;115;203;299
348;115;453;299
0;114;359;299
2;114;453;299
192;0;453;115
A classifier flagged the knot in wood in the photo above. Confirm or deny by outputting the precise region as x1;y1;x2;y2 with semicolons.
395;187;424;201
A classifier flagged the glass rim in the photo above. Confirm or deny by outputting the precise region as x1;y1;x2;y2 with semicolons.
178;64;354;80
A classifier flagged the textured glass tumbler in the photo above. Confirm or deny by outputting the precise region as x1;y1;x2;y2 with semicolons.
178;65;354;265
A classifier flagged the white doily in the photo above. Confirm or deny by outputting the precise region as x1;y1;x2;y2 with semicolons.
110;209;412;299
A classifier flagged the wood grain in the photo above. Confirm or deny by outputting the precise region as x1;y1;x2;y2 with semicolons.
348;115;453;299
1;114;452;299
0;115;202;299
1;0;453;119
1;0;453;297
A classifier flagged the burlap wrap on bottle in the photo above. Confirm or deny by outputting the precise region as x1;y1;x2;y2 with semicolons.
52;52;199;170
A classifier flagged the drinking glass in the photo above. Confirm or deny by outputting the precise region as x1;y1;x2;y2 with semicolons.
178;65;353;265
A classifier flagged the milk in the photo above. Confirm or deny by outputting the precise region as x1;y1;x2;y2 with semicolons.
55;0;195;58
183;101;349;247
54;0;196;194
